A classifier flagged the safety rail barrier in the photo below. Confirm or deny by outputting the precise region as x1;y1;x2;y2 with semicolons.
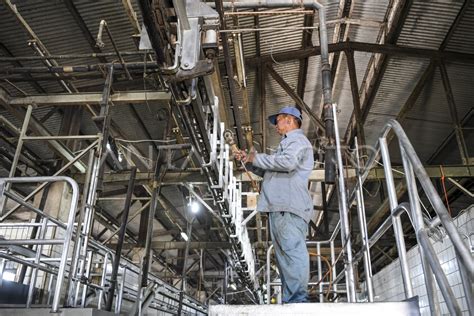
0;176;207;314
265;240;341;304
348;119;474;314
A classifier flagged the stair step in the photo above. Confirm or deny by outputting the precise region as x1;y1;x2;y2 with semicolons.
209;301;420;316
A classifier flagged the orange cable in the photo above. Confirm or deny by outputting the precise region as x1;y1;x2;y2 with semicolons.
439;165;452;216
308;252;333;300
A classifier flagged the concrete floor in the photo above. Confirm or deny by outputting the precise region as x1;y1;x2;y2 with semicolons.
209;301;421;316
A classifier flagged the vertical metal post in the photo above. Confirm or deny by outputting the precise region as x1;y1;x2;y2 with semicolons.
116;268;126;314
223;261;229;304
331;104;356;302
317;243;323;302
379;138;413;297
26;218;48;307
81;250;93;307
46;273;54;305
140;185;158;288
0;258;5;287
177;220;193;315
266;244;273;304
74;155;100;306
66;148;96;306
96;66;115;191
400;145;440;316
354;137;374;302
106;167;137;311
0;105;33;215
330;240;337;300
51;178;80;313
97;252;110;309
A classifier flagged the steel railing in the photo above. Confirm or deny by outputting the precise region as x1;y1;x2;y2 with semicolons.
0;176;207;314
350;119;473;315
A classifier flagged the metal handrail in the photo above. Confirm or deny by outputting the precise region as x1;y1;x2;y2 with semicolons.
383;120;473;276
0;176;207;314
353;119;473;314
0;176;79;312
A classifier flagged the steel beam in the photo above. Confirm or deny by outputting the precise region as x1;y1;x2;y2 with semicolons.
244;41;474;67
9;91;170;106
296;13;314;99
345;49;366;147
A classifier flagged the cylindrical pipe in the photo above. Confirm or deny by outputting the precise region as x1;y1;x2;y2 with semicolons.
105;167;137;311
65;148;96;306
74;155;101;306
330;240;338;300
81;250;93;307
177;221;194;315
379;137;413;298
332;104;356;302
400;146;440;316
317;243;323;302
115;267;126;314
97;252;110;309
354;138;374;302
390;119;473;278
266;244;274;304
26;218;48;308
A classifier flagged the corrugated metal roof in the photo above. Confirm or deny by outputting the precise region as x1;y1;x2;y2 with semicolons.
397;1;463;49
446;1;474;54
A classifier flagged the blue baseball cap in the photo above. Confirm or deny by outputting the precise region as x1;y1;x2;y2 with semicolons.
268;106;303;125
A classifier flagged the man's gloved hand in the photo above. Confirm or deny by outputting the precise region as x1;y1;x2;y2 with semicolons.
245;147;256;163
234;149;247;162
234;148;256;163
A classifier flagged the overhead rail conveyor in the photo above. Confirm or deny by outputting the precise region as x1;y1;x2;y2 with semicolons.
137;0;260;300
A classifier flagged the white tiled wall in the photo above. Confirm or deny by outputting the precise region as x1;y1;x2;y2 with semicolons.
372;205;473;315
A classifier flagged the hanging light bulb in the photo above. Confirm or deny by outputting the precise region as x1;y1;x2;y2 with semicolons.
190;200;200;214
180;231;189;241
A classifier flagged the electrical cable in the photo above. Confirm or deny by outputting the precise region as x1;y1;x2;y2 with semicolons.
308;252;333;300
439;165;452;216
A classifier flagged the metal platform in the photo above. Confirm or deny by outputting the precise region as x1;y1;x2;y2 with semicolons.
209;301;421;316
0;308;115;316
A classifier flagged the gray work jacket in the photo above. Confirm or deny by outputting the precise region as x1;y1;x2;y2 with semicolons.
248;129;314;223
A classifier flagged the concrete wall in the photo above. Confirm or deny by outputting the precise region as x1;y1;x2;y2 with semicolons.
372;205;473;315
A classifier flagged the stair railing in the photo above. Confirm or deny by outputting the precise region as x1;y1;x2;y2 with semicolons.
350;119;473;315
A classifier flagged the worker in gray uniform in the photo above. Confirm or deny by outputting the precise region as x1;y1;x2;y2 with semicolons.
237;106;314;303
